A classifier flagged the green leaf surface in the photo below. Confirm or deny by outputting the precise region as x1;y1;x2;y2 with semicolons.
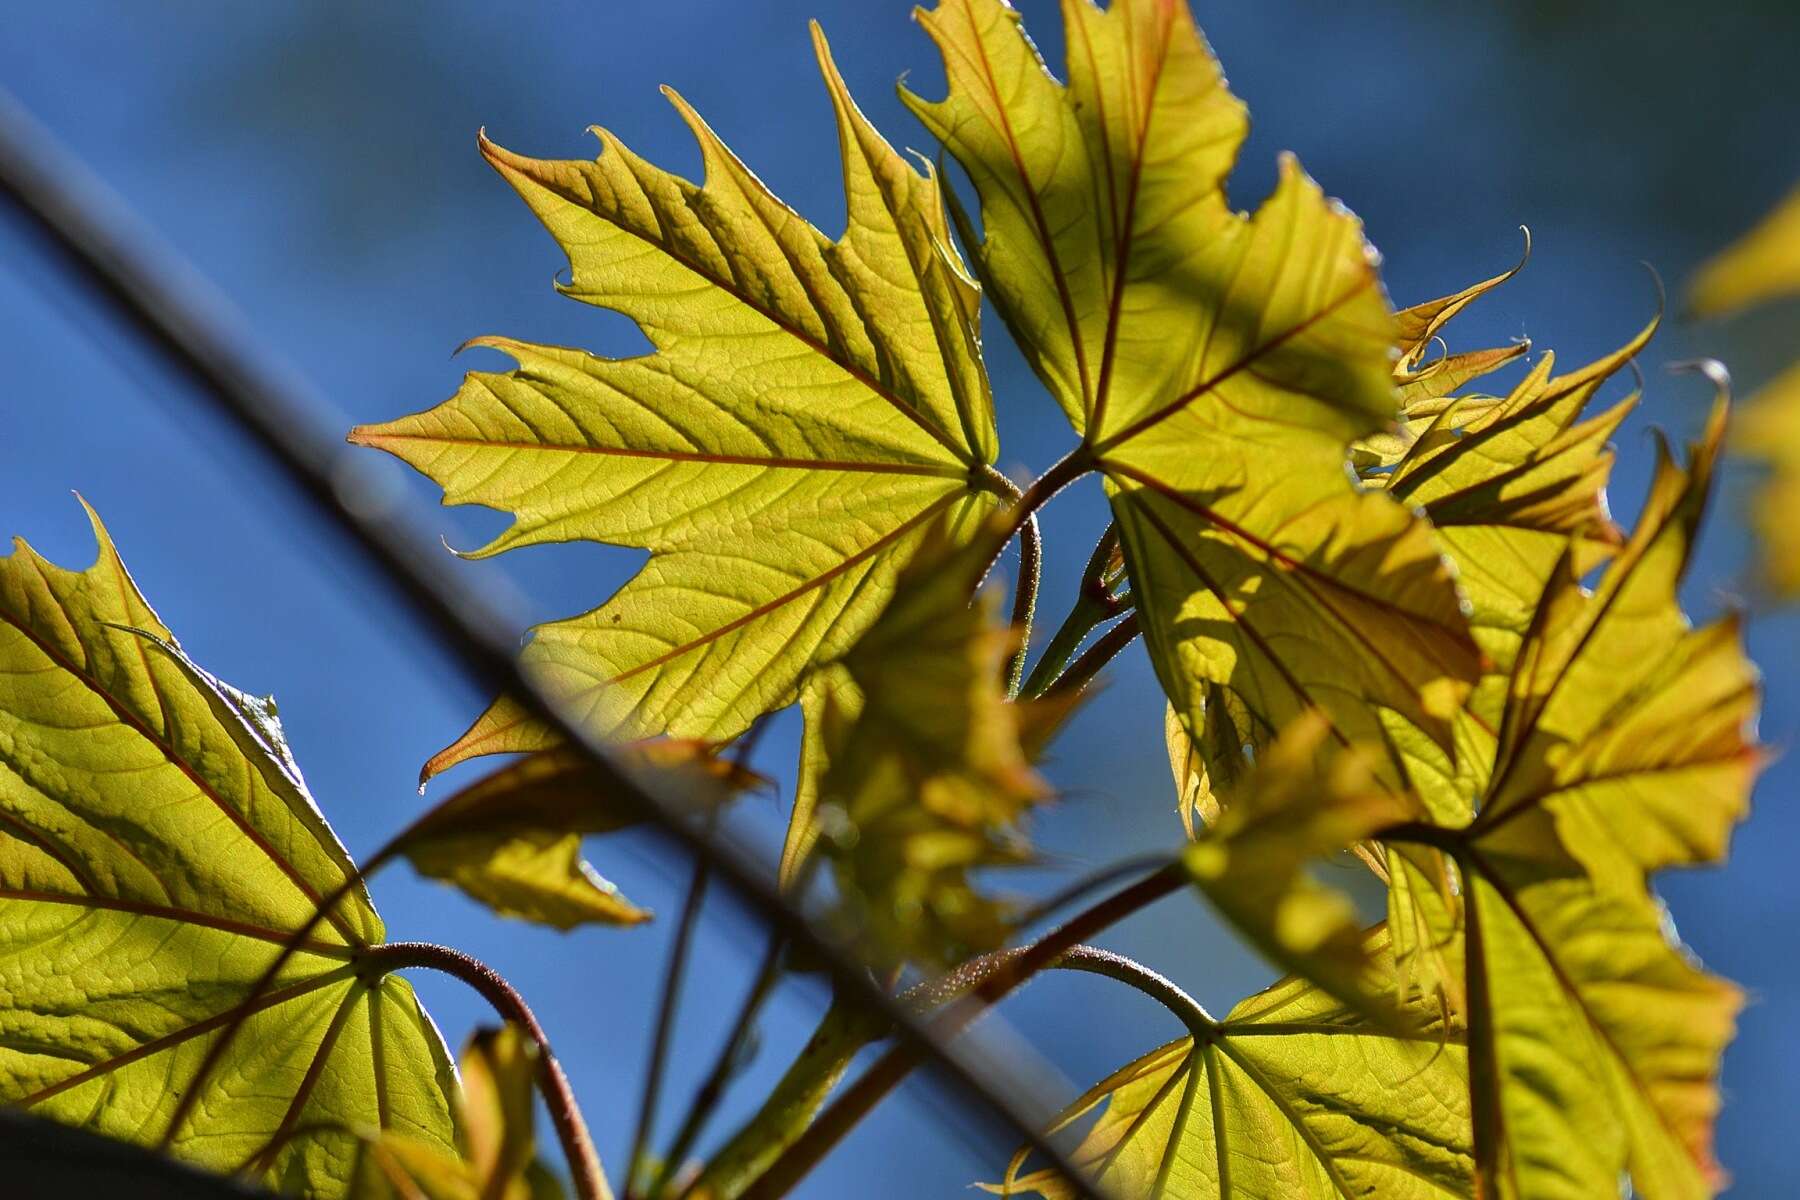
1388;400;1756;1198
993;932;1472;1199
909;0;1481;778
813;529;1047;967
0;504;457;1197
352;24;1004;782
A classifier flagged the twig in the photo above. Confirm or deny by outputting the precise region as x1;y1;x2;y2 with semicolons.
1040;612;1141;701
650;931;787;1197
737;864;1185;1199
1005;513;1043;697
629;858;710;1197
359;942;612;1200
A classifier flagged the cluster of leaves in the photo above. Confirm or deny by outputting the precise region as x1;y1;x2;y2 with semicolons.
0;1;1770;1198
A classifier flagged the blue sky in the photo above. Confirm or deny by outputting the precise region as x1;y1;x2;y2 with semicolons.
4;2;1798;1193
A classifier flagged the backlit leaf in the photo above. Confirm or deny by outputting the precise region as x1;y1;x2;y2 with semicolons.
812;529;1047;967
909;0;1481;778
1734;363;1800;595
992;931;1471;1199
1387;399;1756;1197
398;742;764;929
1182;713;1410;1012
1688;184;1800;317
0;504;457;1197
353;24;1005;782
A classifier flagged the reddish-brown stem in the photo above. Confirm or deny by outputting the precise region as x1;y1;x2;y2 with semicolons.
737;863;1185;1200
1000;447;1094;545
360;941;612;1200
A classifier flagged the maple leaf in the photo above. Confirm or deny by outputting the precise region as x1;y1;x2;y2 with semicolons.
0;503;457;1197
907;0;1481;779
808;528;1048;968
1384;400;1754;1197
397;742;766;929
351;24;1006;783
990;931;1471;1199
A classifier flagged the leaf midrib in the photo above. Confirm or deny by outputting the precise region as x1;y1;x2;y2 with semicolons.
347;431;971;479
501;141;979;468
1466;848;1708;1183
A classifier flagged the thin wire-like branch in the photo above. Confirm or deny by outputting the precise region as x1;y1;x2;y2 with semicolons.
1013;852;1182;932
0;93;1106;1200
738;864;1185;1199
650;930;786;1198
360;942;611;1200
629;857;710;1197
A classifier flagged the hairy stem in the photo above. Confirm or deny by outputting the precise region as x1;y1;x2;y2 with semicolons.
1040;611;1142;701
1005;513;1043;698
1021;524;1132;698
736;863;1186;1199
1014;852;1183;932
1051;945;1215;1036
360;941;612;1200
1001;447;1094;546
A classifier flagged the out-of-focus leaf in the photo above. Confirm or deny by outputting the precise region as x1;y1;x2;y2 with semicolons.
0;504;457;1197
1689;181;1800;596
1688;184;1800;316
369;1026;565;1200
0;1107;277;1199
909;0;1480;783
1735;363;1800;595
813;529;1047;968
1182;713;1411;1014
991;931;1471;1199
352;24;1004;782
779;668;858;894
399;743;764;929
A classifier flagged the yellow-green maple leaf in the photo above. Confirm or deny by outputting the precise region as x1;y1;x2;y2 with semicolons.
811;529;1048;967
907;0;1481;777
352;25;1006;781
1689;182;1800;596
397;741;764;929
991;930;1471;1199
0;504;458;1197
1385;399;1756;1198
